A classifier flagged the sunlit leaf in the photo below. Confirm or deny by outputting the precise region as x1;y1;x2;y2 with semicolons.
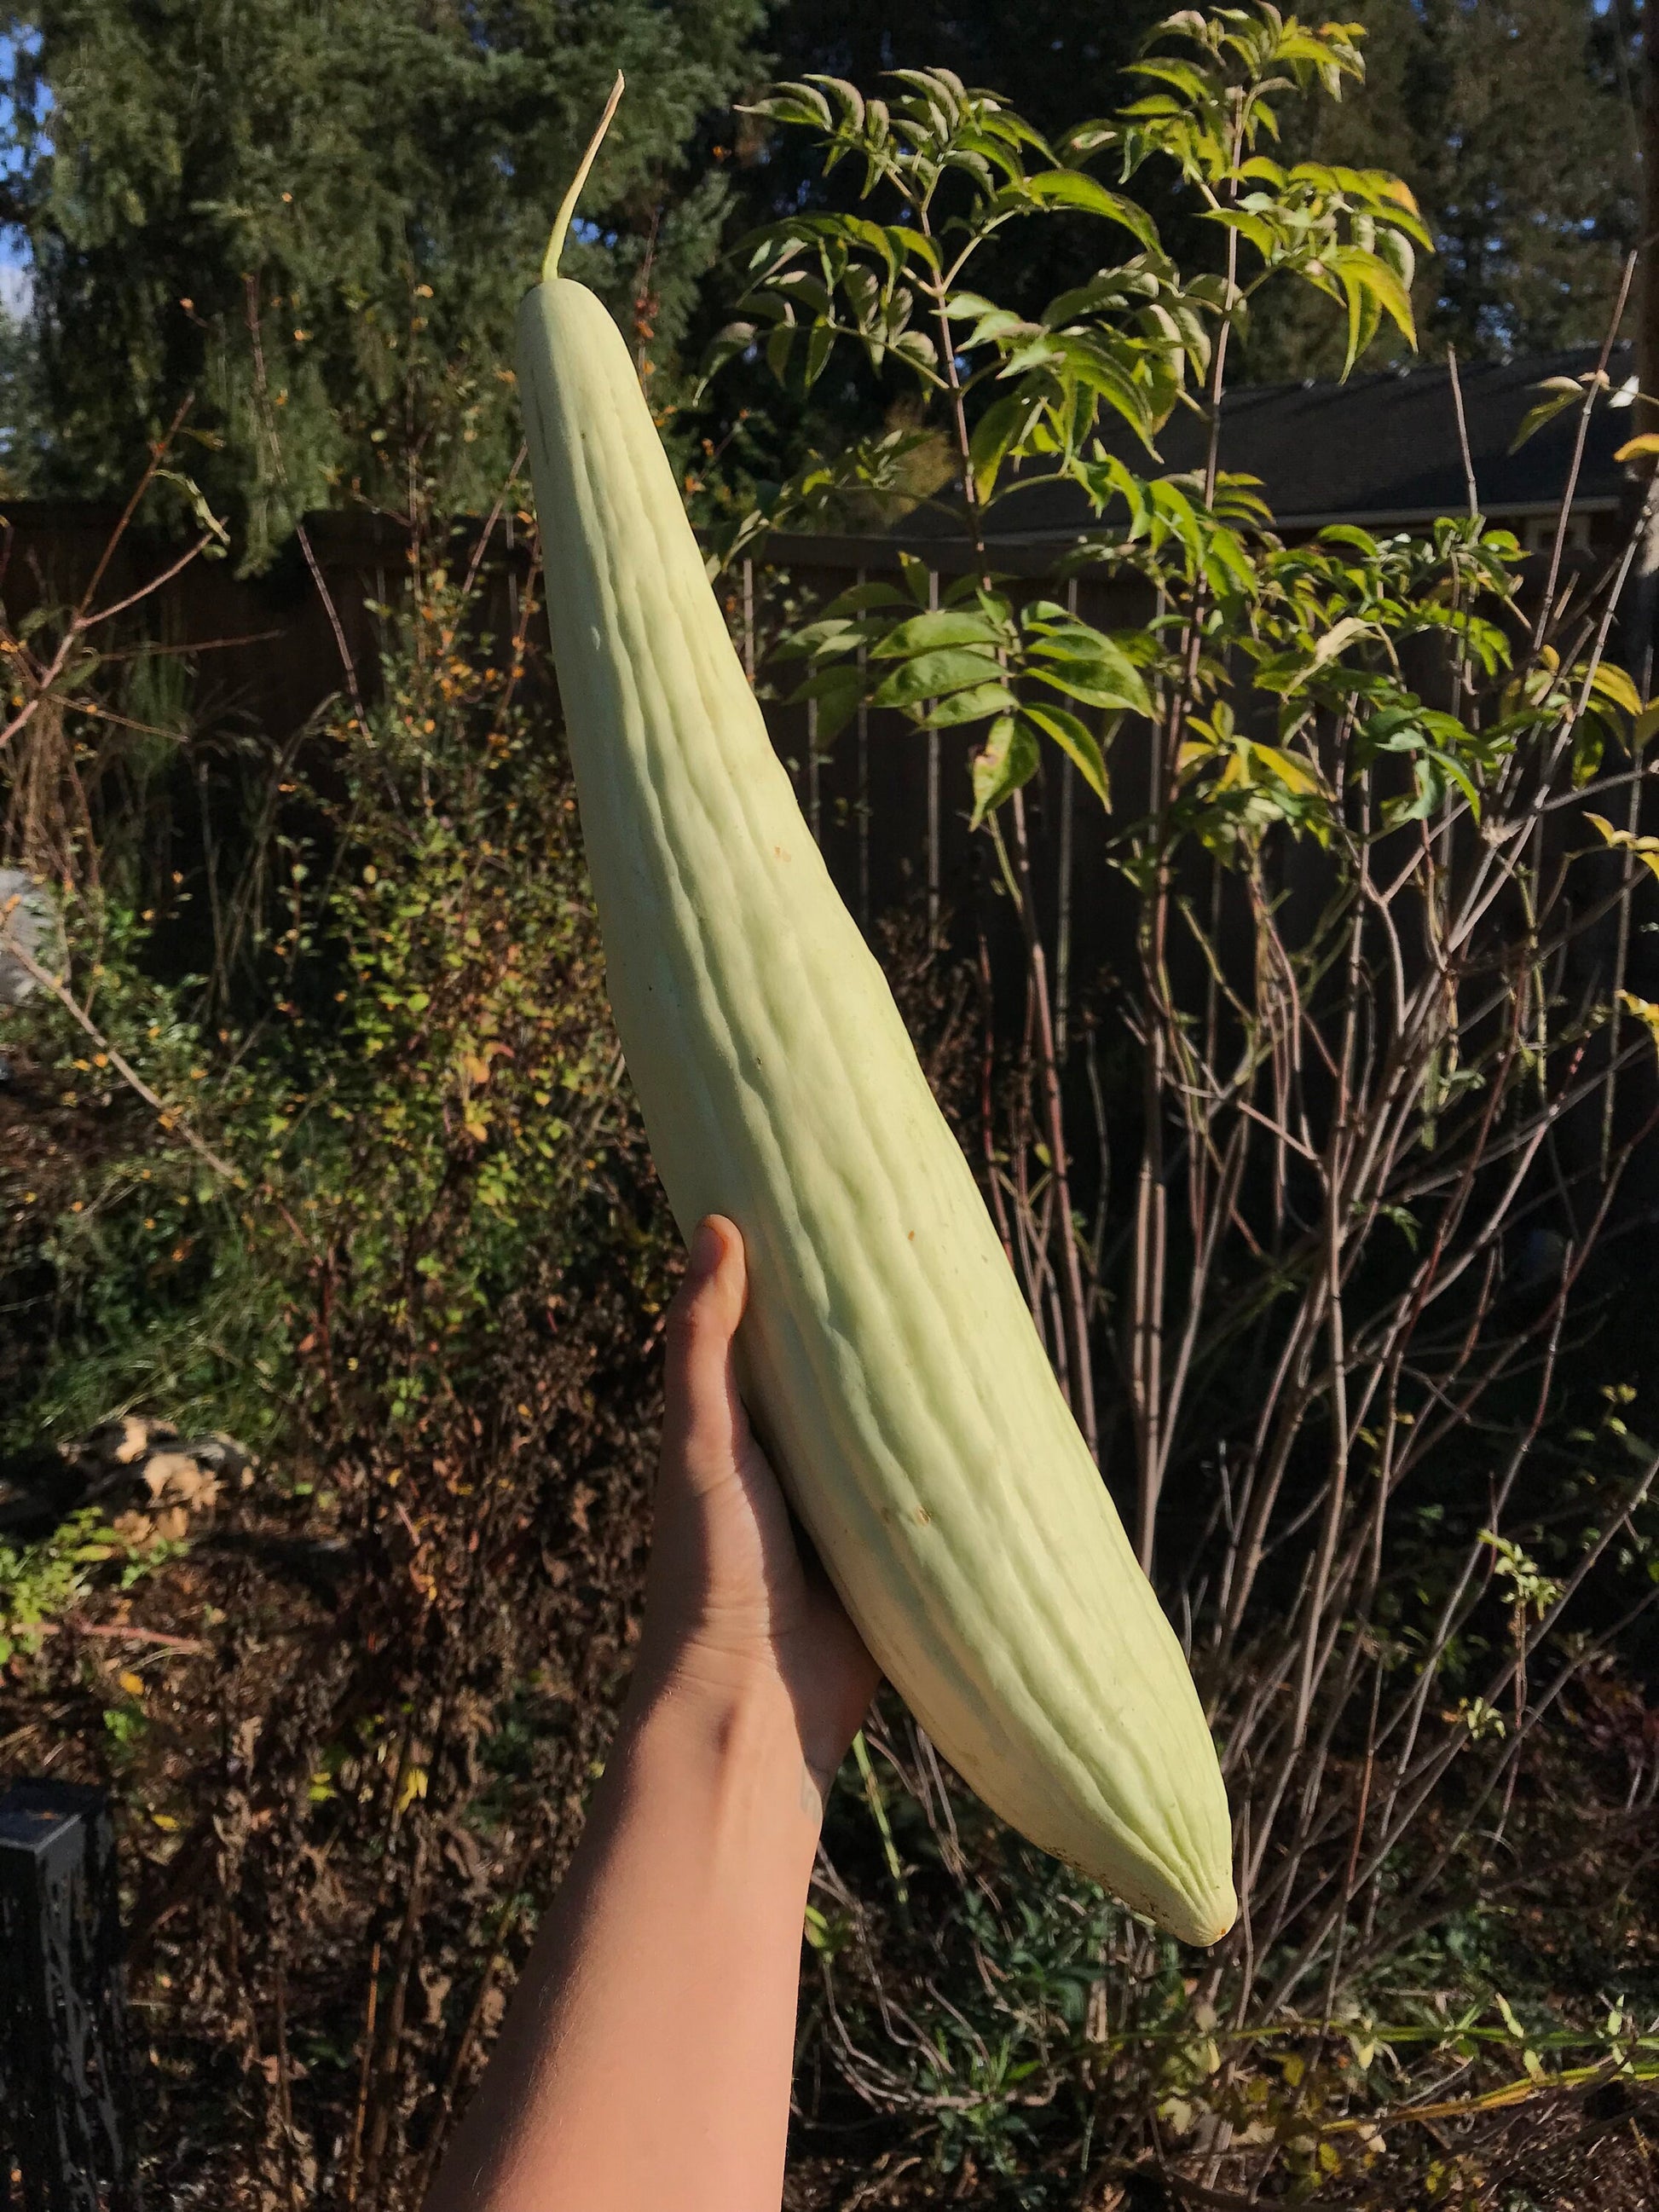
870;609;1004;658
1587;661;1643;718
1511;378;1589;453
1585;811;1659;883
1023;702;1112;807
1249;742;1321;795
1023;169;1160;253
969;713;1040;827
916;679;1018;727
870;646;1002;708
969;387;1044;502
1025;628;1151;715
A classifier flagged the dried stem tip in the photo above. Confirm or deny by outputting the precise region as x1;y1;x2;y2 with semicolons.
542;72;626;285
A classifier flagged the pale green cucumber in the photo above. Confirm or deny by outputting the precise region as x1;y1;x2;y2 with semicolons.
513;86;1234;1944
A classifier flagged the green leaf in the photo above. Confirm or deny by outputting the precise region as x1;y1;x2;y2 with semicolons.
1047;332;1157;444
1029;663;1147;713
802;320;835;390
693;321;756;399
870;608;1004;658
969;388;1043;503
764;320;795;384
1022;169;1160;252
970;714;1040;827
820;581;910;617
1023;702;1111;808
1204;206;1277;261
1025;629;1151;714
952;303;1033;351
898;551;934;609
1123;56;1213;102
890;329;940;376
916;680;1018;728
1340;249;1416;342
870;647;1003;708
787;664;864;744
1327;247;1415;378
1317;523;1381;557
1249;742;1321;796
1510;377;1592;453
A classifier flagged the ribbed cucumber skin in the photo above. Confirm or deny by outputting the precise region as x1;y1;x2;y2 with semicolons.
516;276;1235;1944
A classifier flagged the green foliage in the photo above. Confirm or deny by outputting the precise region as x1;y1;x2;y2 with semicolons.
0;497;645;1462
2;14;1656;2198
1;0;766;563
0;1507;182;1663
708;11;1473;855
707;22;1659;2192
1239;0;1639;375
812;1725;1659;2201
737;0;1636;391
706;16;1643;879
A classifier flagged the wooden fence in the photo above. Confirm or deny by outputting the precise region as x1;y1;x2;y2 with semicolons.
0;500;1152;1038
0;498;1632;1089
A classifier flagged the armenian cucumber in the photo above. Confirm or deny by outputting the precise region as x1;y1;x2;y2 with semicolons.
514;82;1234;1943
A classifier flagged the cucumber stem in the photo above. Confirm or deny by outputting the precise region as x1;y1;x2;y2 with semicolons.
542;72;626;284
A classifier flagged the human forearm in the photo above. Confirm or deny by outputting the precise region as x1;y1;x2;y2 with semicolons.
427;1217;876;2210
427;1660;823;2212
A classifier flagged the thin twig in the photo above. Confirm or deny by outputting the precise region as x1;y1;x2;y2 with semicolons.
0;917;246;1187
1447;345;1479;520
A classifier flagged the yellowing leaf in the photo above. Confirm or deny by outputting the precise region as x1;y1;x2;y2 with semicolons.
1589;661;1643;717
1615;431;1659;465
1251;742;1321;795
118;1671;145;1697
1617;990;1659;1047
1310;614;1376;669
1585;814;1659;882
1023;701;1112;809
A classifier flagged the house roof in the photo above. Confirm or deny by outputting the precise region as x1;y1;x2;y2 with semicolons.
905;342;1639;546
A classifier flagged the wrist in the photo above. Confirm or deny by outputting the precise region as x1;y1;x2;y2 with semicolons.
621;1638;848;1819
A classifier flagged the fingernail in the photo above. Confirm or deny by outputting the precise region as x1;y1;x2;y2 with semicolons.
688;1216;723;1281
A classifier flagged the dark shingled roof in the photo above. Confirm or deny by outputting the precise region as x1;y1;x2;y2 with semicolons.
907;344;1638;546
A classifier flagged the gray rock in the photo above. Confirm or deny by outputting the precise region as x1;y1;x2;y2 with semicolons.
0;869;67;1009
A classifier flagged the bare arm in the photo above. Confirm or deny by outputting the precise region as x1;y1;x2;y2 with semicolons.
426;1216;879;2212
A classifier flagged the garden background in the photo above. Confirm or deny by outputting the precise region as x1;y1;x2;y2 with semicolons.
4;3;1659;2206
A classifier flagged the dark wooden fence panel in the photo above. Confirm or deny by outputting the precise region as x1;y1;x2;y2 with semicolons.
0;503;1153;1025
6;503;1641;1177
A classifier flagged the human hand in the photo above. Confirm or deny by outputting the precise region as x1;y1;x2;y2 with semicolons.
634;1215;880;1797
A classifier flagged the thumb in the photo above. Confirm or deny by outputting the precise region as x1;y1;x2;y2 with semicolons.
661;1215;749;1492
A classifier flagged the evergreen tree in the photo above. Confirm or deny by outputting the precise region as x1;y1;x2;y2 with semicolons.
1;0;1641;547
0;1;766;563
